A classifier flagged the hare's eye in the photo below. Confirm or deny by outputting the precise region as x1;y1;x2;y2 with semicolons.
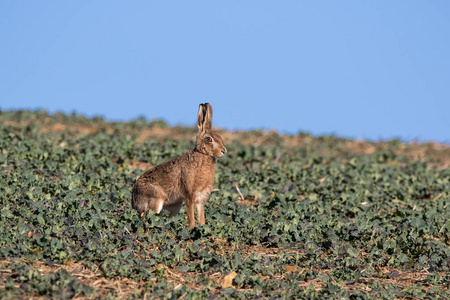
205;137;213;143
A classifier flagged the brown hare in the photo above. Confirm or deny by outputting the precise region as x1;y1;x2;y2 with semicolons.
132;103;227;227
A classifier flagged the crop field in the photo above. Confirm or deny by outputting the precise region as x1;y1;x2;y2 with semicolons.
0;110;449;299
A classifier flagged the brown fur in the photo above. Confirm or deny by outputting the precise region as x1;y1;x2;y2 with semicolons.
131;103;227;227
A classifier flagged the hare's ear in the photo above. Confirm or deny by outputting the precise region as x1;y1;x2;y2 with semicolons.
197;104;207;132
203;103;213;130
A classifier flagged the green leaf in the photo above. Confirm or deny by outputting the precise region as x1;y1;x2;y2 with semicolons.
37;214;45;225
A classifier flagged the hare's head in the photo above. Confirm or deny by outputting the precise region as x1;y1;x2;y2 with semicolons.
194;103;227;158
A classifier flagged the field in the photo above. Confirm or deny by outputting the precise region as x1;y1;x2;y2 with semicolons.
0;110;449;299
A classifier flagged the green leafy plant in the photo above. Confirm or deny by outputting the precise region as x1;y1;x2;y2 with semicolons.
0;110;449;298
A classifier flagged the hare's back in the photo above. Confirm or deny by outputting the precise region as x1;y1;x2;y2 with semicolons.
138;151;199;185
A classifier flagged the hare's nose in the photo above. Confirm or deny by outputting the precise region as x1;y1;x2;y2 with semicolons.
221;148;227;155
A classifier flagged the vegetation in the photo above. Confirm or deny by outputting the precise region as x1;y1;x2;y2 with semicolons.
0;110;449;299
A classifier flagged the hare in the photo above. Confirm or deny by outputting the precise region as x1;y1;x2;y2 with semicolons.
132;103;227;227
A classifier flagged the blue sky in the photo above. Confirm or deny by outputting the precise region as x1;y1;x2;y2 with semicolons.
1;1;449;143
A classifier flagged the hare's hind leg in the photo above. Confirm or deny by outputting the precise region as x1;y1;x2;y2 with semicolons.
132;181;167;216
133;194;165;217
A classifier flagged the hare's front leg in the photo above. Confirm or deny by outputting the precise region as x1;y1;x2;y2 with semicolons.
186;191;209;227
186;200;196;227
194;190;210;226
196;202;205;226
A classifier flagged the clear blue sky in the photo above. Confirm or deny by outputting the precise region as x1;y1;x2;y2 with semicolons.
1;1;449;143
